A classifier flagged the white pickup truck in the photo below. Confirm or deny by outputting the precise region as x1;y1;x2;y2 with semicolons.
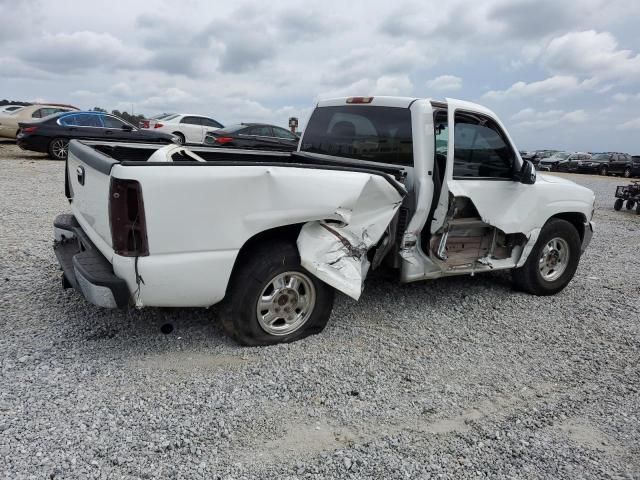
54;96;595;345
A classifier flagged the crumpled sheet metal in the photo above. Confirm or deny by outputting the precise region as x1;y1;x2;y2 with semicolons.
297;175;404;300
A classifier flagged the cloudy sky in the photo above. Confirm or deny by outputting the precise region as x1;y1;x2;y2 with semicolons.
2;0;640;151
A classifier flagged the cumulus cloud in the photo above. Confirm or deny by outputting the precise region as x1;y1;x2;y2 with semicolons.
483;75;581;100
426;75;463;92
540;30;640;84
618;118;640;130
372;75;414;95
20;31;145;74
510;108;589;129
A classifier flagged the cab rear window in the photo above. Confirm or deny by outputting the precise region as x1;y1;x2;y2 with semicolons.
300;106;413;166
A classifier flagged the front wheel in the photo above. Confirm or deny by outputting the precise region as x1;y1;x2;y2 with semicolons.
222;241;335;346
626;200;635;210
600;166;608;176
512;219;581;296
624;167;632;178
48;138;69;160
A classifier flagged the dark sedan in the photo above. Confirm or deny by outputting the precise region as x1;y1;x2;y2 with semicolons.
204;123;299;151
576;153;613;175
17;111;176;160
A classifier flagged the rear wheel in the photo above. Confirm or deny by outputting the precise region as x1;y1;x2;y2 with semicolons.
614;198;624;211
600;166;608;176
48;138;69;160
624;167;632;178
626;200;635;210
222;241;335;346
636;203;640;215
512;219;581;295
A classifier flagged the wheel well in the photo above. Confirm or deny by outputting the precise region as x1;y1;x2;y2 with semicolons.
224;223;304;297
549;212;586;240
173;131;184;138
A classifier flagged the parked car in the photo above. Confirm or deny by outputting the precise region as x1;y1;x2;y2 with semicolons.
0;104;79;139
204;123;300;151
530;150;558;166
538;152;589;172
141;113;224;145
577;153;613;175
53;95;594;346
138;113;176;129
17;111;176;160
0;105;26;114
607;152;638;178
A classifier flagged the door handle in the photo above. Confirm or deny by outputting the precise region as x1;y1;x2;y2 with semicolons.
76;166;85;185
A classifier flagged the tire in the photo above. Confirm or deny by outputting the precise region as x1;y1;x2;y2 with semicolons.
48;138;69;160
636;203;640;216
173;132;185;145
512;219;581;296
624;167;632;178
614;198;623;211
600;166;608;176
626;200;635;210
222;241;335;346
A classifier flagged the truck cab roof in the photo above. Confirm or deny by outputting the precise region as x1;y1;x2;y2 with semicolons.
316;96;498;117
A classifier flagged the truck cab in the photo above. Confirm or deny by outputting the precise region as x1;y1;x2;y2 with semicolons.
298;96;594;288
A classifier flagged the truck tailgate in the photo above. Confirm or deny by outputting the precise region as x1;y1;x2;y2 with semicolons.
66;140;118;256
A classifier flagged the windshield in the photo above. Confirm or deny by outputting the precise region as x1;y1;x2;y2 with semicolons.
549;152;570;160
300;106;413;166
591;154;610;161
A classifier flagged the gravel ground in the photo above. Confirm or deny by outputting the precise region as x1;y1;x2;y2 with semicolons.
1;141;639;479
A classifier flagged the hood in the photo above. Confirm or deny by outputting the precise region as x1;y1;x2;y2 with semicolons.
537;173;578;185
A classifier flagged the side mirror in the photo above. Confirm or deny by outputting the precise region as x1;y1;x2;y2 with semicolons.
519;160;536;185
121;124;133;132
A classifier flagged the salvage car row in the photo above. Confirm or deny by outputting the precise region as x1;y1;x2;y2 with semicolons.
0;105;300;160
521;149;640;177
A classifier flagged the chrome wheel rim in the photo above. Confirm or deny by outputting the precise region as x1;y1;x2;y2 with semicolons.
52;139;68;159
256;271;316;336
539;237;570;282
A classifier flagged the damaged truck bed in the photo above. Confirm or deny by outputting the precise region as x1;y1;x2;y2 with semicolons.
54;96;595;345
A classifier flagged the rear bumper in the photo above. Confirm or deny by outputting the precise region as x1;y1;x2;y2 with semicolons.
17;134;51;153
53;214;130;308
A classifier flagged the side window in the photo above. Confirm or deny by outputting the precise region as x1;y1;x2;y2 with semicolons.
31;109;44;118
201;117;223;128
453;112;516;179
180;116;202;125
76;114;102;127
247;126;273;136
273;126;298;140
103;116;126;129
59;114;79;126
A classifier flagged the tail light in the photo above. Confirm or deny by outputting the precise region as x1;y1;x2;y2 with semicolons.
109;178;149;257
215;136;233;144
154;123;164;128
22;126;38;133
